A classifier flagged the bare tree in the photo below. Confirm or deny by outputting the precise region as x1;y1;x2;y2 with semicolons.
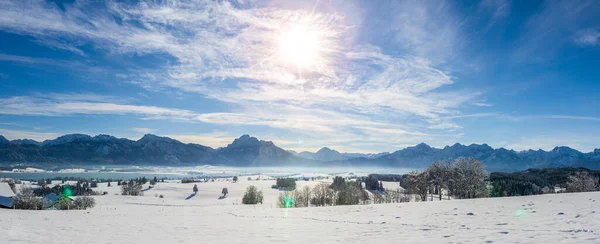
567;171;598;192
300;186;311;207
310;183;334;206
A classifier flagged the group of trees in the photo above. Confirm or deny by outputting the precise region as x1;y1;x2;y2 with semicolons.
566;171;598;192
121;181;144;196
273;178;296;189
489;167;600;197
34;181;100;197
12;185;96;210
278;177;404;208
401;157;488;201
242;185;263;204
360;176;384;191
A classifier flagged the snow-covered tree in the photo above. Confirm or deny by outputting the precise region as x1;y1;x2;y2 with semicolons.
567;171;598;192
450;157;487;199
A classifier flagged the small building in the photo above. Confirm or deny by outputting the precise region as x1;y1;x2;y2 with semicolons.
541;186;551;194
0;182;16;208
554;186;566;193
43;193;74;209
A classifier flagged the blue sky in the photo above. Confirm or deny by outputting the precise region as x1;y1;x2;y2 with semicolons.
0;0;599;153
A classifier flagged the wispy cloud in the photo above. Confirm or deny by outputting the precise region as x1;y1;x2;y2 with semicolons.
131;127;156;134
574;28;600;46
166;131;236;148
0;128;58;141
473;102;493;107
511;0;600;62
7;0;596;153
0;93;196;120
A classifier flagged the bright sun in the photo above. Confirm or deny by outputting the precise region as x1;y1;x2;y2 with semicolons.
276;24;321;70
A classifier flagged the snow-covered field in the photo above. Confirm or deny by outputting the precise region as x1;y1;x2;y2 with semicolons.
2;178;600;243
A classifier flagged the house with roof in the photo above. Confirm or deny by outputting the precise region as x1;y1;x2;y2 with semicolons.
0;182;16;208
43;193;74;209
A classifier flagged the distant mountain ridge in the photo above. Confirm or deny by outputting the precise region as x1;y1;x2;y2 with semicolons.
0;134;599;171
293;147;390;161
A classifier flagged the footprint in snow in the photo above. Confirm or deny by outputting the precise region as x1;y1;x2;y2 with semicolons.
467;212;475;216
499;232;509;234
557;212;565;215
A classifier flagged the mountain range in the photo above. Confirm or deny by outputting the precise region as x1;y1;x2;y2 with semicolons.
1;134;599;171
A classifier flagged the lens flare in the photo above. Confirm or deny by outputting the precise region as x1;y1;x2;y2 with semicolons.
284;195;294;208
515;208;527;219
63;185;72;197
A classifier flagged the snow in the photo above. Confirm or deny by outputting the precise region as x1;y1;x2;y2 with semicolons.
10;167;46;173
57;168;87;173
2;179;600;243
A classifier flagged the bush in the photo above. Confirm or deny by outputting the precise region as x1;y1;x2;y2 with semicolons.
271;185;278;189
233;176;238;182
56;198;74;210
73;196;96;210
242;185;263;204
159;195;164;198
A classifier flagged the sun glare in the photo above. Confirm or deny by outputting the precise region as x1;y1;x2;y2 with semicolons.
277;24;321;70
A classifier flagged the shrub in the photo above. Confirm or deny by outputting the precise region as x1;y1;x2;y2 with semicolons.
233;176;238;182
242;185;263;204
159;195;164;198
73;196;96;210
56;198;74;210
271;185;278;189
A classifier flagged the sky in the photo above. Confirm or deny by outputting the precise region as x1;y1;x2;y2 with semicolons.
0;0;599;153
